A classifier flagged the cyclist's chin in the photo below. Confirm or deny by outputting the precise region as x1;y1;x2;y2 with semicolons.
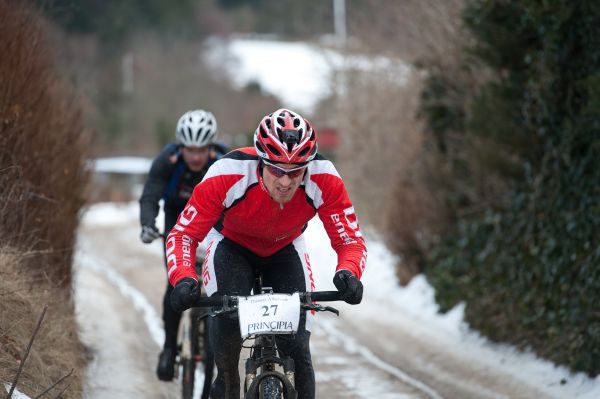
187;162;206;172
272;187;296;204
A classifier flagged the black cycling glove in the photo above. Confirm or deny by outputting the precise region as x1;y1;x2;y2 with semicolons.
140;225;160;243
170;277;200;312
333;269;363;305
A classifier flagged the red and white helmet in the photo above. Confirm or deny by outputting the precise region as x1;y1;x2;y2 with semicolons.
254;108;318;164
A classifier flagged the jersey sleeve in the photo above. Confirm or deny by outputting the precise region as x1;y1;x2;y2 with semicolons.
166;161;243;286
312;166;367;279
139;153;171;227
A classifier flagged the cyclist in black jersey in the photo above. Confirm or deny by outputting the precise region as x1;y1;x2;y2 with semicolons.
139;109;227;381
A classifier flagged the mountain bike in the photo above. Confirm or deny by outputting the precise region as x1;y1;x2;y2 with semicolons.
166;237;213;399
177;284;214;399
191;273;341;399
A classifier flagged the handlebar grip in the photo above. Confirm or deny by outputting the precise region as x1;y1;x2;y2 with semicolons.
191;295;234;307
308;291;341;302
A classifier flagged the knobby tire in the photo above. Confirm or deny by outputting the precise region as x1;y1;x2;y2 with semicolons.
181;358;196;399
259;375;283;399
200;316;214;399
181;309;199;399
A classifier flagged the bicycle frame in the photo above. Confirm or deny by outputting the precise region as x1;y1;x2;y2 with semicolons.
191;271;340;399
242;274;298;398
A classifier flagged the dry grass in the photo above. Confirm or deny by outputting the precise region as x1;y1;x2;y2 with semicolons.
0;247;86;398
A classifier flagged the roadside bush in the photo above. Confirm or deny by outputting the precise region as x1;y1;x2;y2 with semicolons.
0;0;87;395
419;0;600;375
0;0;89;286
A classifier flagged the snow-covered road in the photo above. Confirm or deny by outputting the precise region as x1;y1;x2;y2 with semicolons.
74;202;600;398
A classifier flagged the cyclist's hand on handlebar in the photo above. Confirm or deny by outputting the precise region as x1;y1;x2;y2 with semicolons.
170;277;200;312
333;269;363;305
140;225;160;243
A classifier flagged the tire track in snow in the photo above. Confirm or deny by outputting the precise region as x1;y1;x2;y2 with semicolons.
317;317;445;399
76;251;164;347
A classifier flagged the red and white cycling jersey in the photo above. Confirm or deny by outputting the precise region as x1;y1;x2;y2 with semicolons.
166;147;367;286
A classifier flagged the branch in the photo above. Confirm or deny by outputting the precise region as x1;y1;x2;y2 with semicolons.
5;305;48;399
50;382;71;399
33;369;73;399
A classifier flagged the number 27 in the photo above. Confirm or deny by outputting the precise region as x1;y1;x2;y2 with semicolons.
261;305;278;316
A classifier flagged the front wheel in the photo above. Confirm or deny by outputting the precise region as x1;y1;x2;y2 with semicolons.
181;358;196;399
199;316;214;399
259;376;283;399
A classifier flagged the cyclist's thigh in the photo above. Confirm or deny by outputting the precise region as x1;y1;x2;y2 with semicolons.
204;230;255;296
262;235;317;332
261;235;313;294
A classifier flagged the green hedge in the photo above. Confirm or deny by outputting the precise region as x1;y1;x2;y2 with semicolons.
421;1;600;375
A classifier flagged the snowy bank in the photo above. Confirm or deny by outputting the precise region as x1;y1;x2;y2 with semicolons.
204;37;411;114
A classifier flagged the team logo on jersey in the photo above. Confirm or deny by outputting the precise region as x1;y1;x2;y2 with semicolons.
202;241;214;286
173;204;198;232
166;234;178;278
331;206;361;245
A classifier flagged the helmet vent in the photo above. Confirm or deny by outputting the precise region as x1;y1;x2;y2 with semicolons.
298;147;310;157
277;117;285;126
294;118;300;127
256;141;266;154
265;119;271;128
310;130;315;141
266;144;282;156
259;125;268;138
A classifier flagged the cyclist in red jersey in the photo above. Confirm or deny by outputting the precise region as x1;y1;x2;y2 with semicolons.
167;108;367;399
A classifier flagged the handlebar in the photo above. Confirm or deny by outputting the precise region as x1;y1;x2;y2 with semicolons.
308;291;341;302
190;290;341;309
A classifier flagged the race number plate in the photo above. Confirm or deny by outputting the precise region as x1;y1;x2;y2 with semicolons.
238;293;301;338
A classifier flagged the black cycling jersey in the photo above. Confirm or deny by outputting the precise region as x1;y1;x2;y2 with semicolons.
139;143;225;232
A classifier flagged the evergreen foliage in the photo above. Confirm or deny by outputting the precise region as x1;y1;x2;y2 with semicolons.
37;0;200;42
420;0;600;375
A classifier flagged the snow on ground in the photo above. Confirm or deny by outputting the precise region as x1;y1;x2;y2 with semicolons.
79;202;600;399
3;384;30;399
90;157;152;174
77;251;164;347
204;36;411;114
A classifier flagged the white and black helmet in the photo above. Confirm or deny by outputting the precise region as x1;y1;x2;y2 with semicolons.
175;109;218;147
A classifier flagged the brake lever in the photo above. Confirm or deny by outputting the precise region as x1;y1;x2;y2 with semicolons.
301;304;340;316
323;306;339;316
